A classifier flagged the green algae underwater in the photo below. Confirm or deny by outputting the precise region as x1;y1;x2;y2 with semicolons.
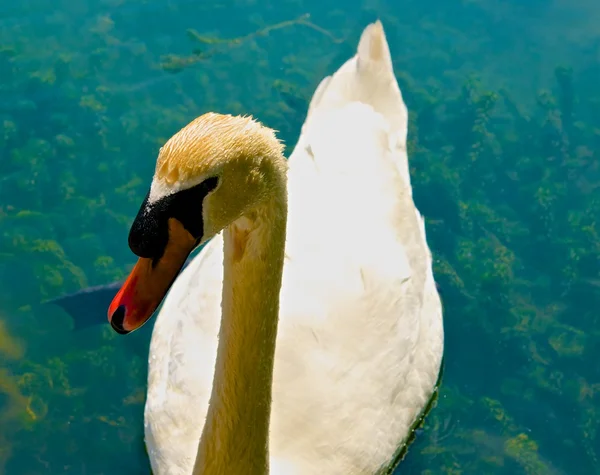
1;0;599;473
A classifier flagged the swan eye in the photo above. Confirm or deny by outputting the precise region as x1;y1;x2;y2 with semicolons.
128;177;219;260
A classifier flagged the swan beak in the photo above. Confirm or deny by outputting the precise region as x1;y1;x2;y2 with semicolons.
107;218;197;334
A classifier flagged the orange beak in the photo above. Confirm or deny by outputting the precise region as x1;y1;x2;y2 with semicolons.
108;218;198;334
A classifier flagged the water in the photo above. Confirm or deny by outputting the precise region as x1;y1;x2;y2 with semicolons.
1;0;599;473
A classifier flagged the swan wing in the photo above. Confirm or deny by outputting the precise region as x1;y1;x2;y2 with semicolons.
269;21;443;473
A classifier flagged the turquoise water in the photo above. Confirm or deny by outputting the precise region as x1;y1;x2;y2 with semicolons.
1;0;599;473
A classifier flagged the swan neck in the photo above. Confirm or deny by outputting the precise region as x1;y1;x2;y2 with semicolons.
193;182;287;475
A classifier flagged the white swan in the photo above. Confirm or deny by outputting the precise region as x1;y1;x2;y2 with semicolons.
108;20;444;474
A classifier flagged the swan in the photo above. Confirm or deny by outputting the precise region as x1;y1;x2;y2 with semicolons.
108;20;444;474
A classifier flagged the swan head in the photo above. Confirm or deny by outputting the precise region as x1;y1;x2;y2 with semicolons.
108;112;286;334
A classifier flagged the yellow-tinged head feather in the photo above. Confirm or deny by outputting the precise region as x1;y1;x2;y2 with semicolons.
155;113;285;187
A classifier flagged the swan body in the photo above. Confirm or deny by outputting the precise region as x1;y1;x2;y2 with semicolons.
122;21;443;475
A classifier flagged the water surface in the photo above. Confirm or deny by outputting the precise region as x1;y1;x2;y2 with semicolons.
1;0;599;473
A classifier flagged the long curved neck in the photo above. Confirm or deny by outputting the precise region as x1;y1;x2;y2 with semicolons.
193;182;287;475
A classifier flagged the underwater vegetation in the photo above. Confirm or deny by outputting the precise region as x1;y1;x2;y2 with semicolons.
0;0;599;473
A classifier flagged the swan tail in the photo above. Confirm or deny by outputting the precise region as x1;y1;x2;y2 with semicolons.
301;20;410;183
304;20;408;143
